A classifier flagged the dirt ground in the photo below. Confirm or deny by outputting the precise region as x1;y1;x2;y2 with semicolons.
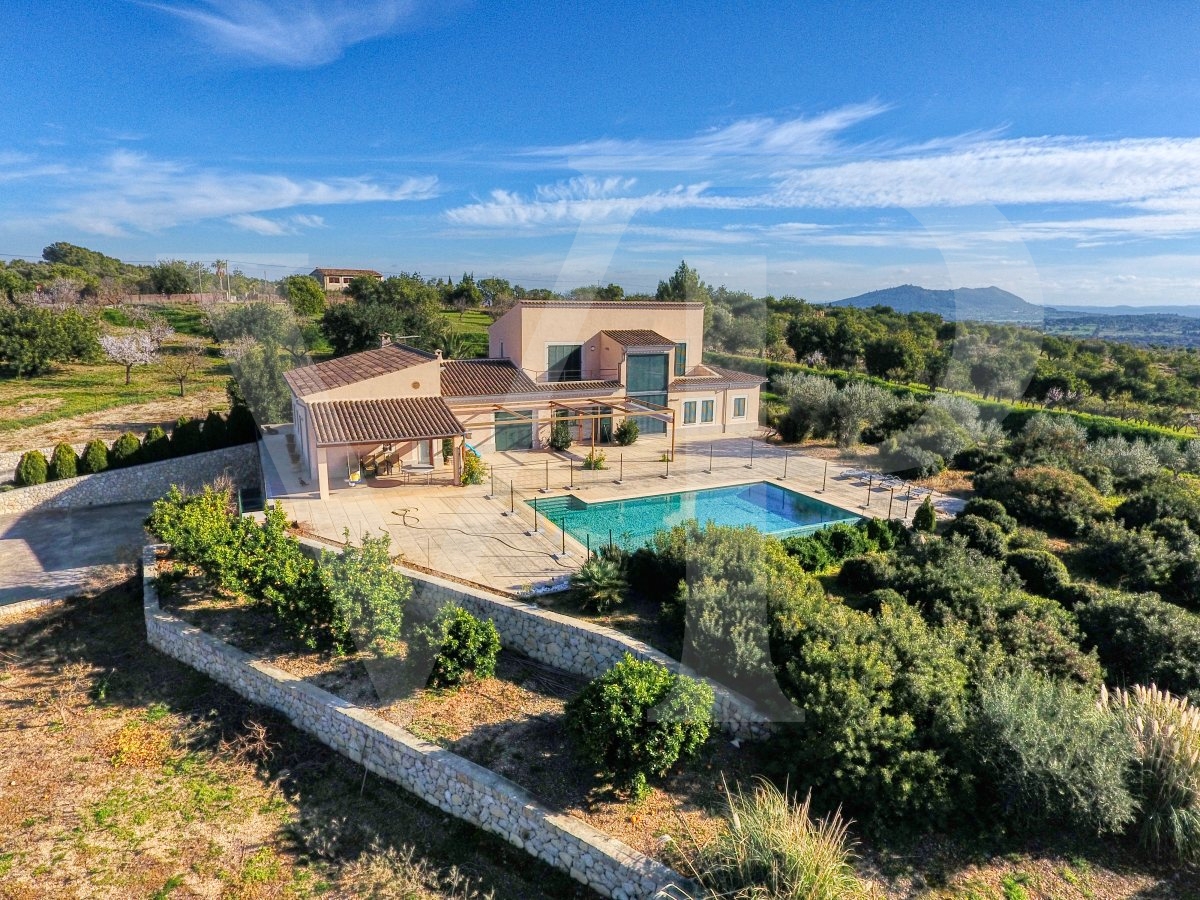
0;387;228;452
0;579;592;900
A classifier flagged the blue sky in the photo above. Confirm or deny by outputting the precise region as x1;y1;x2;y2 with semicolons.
3;1;1200;305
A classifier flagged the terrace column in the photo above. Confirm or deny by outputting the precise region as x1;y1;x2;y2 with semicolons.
316;446;330;499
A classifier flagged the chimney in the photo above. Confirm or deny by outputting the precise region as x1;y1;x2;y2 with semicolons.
434;349;443;361
380;332;392;347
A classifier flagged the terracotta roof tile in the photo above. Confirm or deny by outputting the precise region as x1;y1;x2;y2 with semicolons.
535;380;624;394
669;365;768;391
310;268;382;277
441;359;540;396
310;397;464;445
284;344;436;398
602;329;677;348
515;300;704;310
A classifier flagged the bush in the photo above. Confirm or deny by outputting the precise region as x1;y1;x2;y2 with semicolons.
974;466;1107;535
548;420;572;451
691;778;875;900
1116;477;1200;534
47;442;77;481
170;416;205;456
14;450;48;486
836;553;894;595
912;496;937;532
566;654;712;798
140;426;172;463
969;672;1135;837
613;418;639;446
582;449;606;470
202;409;227;450
460;449;485;485
945;514;1007;558
78;439;108;474
961;498;1017;534
774;599;971;828
1103;684;1200;864
109;432;142;468
571;556;627;613
320;532;411;657
224;401;258;444
413;605;501;688
1078;591;1200;703
1005;549;1070;599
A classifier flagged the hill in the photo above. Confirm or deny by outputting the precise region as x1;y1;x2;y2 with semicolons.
824;284;1045;323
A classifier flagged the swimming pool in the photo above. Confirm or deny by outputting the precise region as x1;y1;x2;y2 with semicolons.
530;482;861;551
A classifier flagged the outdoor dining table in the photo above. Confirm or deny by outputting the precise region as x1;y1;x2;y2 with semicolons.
403;464;435;484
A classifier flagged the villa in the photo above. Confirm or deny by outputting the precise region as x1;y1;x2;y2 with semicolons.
284;298;766;498
309;267;384;291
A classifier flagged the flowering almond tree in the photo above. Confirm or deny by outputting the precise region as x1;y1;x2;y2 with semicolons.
100;328;171;384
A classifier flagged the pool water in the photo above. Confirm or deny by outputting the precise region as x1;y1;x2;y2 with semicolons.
531;482;861;551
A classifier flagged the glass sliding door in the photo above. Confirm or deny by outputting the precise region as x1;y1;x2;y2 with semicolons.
626;353;669;435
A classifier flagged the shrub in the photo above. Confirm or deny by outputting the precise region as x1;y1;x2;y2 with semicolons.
1116;477;1200;534
460;449;485;485
14;450;48;486
224;402;258;444
548;420;573;451
202;409;227;450
969;672;1135;837
170;416;205;456
974;466;1107;535
774;599;971;828
945;514;1007;558
566;654;712;798
1005;549;1070;599
783;535;833;572
912;496;937;532
320;532;411;657
78;439;109;474
582;449;606;470
1078;591;1200;703
109;432;142;468
691;778;875;900
140;426;172;463
961;498;1017;534
613;418;639;446
413;605;501;688
836;553;893;595
571;556;627;613
47;443;77;481
1102;684;1200;864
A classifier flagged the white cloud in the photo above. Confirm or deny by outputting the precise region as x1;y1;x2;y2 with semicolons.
56;151;437;235
228;212;326;235
146;0;421;67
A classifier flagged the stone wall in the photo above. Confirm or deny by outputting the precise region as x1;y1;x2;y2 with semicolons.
142;546;688;900
297;539;771;740
0;443;260;516
0;440;91;476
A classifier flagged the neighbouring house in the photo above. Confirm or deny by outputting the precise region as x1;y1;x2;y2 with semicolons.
285;298;766;497
310;267;384;292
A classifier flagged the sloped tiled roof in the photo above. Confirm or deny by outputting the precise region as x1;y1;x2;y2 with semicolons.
284;344;436;398
669;365;768;391
515;300;704;310
310;397;464;445
311;268;382;277
602;329;677;348
441;359;539;396
535;380;624;394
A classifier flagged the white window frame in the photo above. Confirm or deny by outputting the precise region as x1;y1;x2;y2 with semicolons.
700;399;715;423
682;400;697;425
732;395;747;419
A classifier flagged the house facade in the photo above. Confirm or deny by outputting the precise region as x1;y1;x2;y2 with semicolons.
310;268;384;292
285;299;765;497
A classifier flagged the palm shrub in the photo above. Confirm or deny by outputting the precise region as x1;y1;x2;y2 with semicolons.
912;496;936;532
14;450;48;486
320;532;411;657
47;443;77;481
413;604;501;688
548;420;573;451
614;418;639;446
140;426;172;463
1101;684;1200;863
79;438;109;474
571;555;628;613
968;672;1135;837
109;432;142;468
687;778;875;900
566;654;713;799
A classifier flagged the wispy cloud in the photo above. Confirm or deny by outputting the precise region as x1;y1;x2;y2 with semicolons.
146;0;421;67
53;150;437;235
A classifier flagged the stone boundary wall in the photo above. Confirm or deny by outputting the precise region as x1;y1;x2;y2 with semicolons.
313;538;770;741
0;443;260;516
0;441;91;476
141;546;687;900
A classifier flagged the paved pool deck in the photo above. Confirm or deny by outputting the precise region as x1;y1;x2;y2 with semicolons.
265;431;964;595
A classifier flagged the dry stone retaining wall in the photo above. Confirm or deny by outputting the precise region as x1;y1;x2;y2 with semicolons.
0;443;260;516
142;546;688;900
300;540;772;740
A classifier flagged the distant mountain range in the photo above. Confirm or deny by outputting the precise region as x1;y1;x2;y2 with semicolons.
823;285;1200;323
